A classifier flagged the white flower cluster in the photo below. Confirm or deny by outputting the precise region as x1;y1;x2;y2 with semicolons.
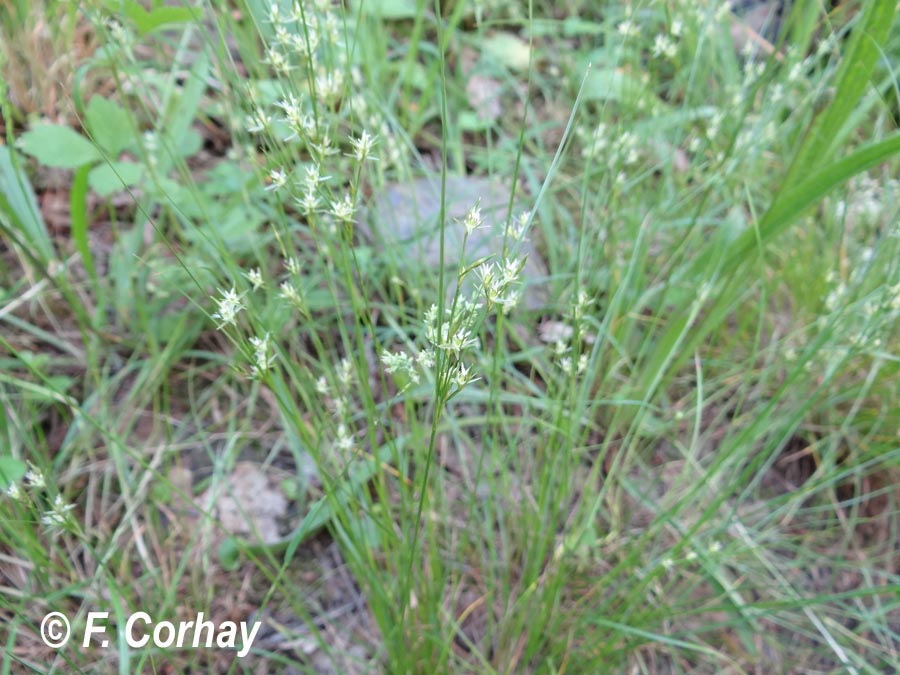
249;333;275;379
382;203;533;394
242;1;401;176
476;256;524;315
3;464;77;535
316;357;358;421
211;287;245;330
548;288;596;378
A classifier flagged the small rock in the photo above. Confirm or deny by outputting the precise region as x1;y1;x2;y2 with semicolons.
358;174;549;310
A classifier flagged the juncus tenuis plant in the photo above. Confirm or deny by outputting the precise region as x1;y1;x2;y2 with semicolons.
196;0;900;671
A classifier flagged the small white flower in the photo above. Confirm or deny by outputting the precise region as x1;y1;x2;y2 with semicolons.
296;190;320;215
291;30;321;61
447;327;479;356
715;2;732;23
245;267;264;291
279;281;303;306
314;69;343;105
106;18;130;47
497;290;520;315
267;2;282;24
276;93;306;137
246;109;273;135
462;204;484;236
335;424;354;453
25;463;46;489
416;349;435;370
617;20;638;37
788;61;805;83
41;494;75;531
6;482;24;501
500;256;525;286
310;135;341;159
349;130;378;163
506;210;529;241
338;357;353;387
316;376;329;395
212;287;244;329
331;194;355;222
286;257;302;276
573;288;594;322
577;353;588;374
334;395;348;419
266;168;289;192
554;340;568;357
653;34;677;59
381;350;419;386
301;164;329;191
273;24;292;48
249;333;275;378
264;47;294;76
671;19;683;37
476;263;495;294
452;363;478;388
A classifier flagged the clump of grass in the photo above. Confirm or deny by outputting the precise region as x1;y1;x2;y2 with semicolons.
1;0;899;673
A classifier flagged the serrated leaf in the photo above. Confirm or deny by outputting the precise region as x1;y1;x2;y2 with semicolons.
483;32;532;71
85;96;134;157
17;124;100;169
88;161;144;197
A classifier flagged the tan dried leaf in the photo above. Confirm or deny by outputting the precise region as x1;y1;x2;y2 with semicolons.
199;462;288;544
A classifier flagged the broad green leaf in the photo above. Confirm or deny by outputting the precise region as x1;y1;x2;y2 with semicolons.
88;161;144;196
459;110;492;132
176;128;203;158
562;17;604;37
353;0;419;19
0;456;26;491
483;32;532;72
85;96;134;157
183;204;262;256
583;66;661;112
17;124;100;169
121;0;197;35
0;146;55;263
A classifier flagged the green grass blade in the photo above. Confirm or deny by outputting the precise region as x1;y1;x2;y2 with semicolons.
783;0;895;188
70;164;98;288
0;146;55;264
727;131;900;269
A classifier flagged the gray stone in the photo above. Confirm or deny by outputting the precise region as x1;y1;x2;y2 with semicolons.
358;174;549;310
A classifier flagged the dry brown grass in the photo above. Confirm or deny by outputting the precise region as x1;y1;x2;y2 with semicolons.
0;1;98;127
